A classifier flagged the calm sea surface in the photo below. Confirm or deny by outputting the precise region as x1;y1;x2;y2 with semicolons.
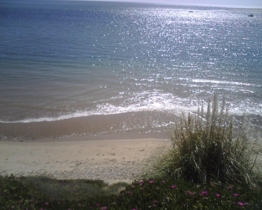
0;1;262;140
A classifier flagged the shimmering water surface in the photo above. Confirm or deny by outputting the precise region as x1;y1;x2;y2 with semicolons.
0;1;262;139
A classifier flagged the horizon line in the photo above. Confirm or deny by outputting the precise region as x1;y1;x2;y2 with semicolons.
3;0;262;9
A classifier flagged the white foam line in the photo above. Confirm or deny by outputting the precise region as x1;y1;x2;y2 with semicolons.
0;104;195;124
1;90;261;124
192;79;259;87
0;91;197;123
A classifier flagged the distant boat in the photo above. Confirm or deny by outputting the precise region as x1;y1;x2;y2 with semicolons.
248;14;254;17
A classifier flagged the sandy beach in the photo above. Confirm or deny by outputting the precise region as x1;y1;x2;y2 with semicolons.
0;137;171;184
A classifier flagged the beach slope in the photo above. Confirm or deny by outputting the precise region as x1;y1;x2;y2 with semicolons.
0;137;171;183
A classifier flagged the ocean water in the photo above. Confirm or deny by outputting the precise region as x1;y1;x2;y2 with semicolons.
0;1;262;140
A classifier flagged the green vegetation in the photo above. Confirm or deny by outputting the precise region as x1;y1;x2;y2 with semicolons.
1;175;262;209
149;95;262;187
0;96;261;209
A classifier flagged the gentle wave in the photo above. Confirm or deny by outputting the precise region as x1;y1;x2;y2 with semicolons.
0;91;197;123
1;94;261;124
192;79;260;87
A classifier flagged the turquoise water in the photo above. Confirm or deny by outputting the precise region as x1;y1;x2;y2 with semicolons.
0;1;262;139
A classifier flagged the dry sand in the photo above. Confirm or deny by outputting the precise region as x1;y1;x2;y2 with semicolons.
0;137;171;184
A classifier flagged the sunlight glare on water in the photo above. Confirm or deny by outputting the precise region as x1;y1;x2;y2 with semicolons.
0;1;261;139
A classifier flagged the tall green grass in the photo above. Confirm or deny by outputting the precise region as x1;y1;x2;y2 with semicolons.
150;96;262;187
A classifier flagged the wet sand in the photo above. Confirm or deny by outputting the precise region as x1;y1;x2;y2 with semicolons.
0;136;171;184
0;112;176;140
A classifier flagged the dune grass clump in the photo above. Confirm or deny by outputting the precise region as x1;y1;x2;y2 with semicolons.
152;96;262;187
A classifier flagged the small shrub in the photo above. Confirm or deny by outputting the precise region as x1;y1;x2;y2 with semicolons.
151;95;262;187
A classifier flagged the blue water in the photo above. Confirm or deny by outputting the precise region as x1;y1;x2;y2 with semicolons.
0;1;262;139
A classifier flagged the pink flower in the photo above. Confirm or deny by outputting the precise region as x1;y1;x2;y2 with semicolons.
132;208;137;210
139;180;144;185
228;185;233;190
185;190;196;195
238;202;244;207
233;193;239;197
200;191;209;196
149;180;154;184
237;202;249;206
171;185;177;189
216;193;221;197
101;207;108;210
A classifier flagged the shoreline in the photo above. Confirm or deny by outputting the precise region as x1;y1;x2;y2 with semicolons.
0;111;176;141
0;136;171;184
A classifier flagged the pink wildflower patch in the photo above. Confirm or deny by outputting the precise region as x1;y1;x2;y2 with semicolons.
238;202;244;207
216;193;221;198
185;190;196;195
237;202;249;207
233;193;239;197
149;180;154;184
171;185;176;189
139;180;144;185
228;185;233;190
200;191;209;196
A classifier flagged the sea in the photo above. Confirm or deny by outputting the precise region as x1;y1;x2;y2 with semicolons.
0;1;262;140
